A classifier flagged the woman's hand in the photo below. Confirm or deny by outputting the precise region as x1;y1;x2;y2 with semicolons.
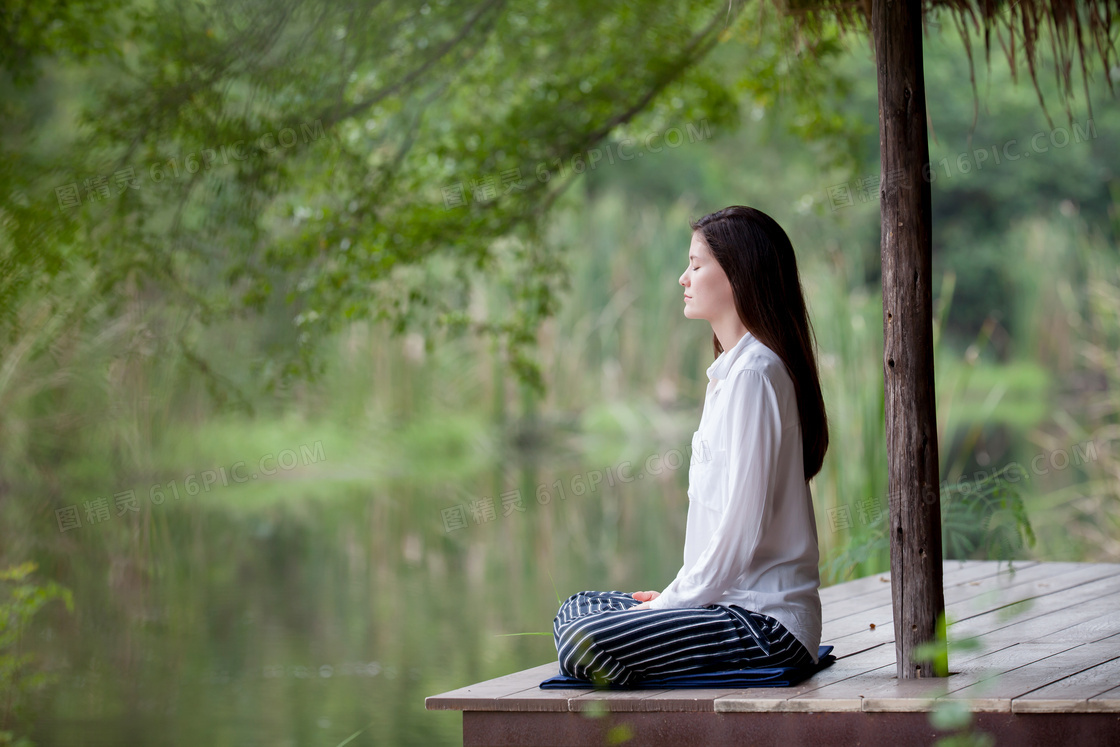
627;590;660;611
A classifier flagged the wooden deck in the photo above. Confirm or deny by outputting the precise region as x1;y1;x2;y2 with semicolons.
426;561;1120;745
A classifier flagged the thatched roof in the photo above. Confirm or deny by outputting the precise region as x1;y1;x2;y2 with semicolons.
780;0;1119;125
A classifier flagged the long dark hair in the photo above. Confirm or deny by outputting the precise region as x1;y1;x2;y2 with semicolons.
690;205;829;481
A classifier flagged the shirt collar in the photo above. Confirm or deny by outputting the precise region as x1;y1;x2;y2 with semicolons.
706;329;756;381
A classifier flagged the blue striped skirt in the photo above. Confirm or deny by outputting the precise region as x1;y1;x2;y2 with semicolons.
553;590;813;686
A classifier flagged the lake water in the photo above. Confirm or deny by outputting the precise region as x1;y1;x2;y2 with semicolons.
29;434;707;746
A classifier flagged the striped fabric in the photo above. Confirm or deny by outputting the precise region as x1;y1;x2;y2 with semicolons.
553;590;814;687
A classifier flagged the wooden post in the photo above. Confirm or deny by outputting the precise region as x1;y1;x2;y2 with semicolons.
872;0;946;679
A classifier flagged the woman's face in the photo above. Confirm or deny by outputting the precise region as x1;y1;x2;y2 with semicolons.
679;231;735;323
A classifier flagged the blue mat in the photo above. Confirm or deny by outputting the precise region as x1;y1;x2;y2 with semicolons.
539;645;835;689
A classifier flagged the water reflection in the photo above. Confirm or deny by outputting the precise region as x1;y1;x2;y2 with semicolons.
32;438;694;746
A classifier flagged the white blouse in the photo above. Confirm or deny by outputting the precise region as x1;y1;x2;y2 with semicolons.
646;329;823;663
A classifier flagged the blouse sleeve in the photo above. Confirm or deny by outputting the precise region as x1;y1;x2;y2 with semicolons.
647;369;783;609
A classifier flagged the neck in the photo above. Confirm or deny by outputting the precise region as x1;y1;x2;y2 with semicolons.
713;316;749;353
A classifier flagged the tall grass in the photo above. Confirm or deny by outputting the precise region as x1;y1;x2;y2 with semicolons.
1024;217;1120;560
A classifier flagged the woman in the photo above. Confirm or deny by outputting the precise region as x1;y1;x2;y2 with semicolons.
552;205;830;686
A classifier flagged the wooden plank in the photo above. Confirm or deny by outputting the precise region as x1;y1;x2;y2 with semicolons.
821;561;1006;618
852;587;1120;714
568;687;674;712
493;685;594;713
949;575;1120;648
936;559;1041;589
941;635;1120;711
822;618;898;648
824;563;1117;643
715;643;897;712
1088;683;1120;713
496;678;674;713
815;564;1102;659
931;562;1114;614
938;561;1112;602
819;571;893;606
859;634;1120;714
425;663;563;710
768;645;954;713
959;598;1120;651
633;687;746;712
625;650;907;714
1013;656;1120;712
1028;608;1120;644
820;560;1037;622
817;643;1074;712
790;666;945;712
819;560;1024;608
821;574;896;620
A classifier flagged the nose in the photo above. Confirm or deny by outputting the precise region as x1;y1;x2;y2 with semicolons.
679;270;688;287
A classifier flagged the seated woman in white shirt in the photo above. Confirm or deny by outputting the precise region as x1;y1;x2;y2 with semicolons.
552;205;830;685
